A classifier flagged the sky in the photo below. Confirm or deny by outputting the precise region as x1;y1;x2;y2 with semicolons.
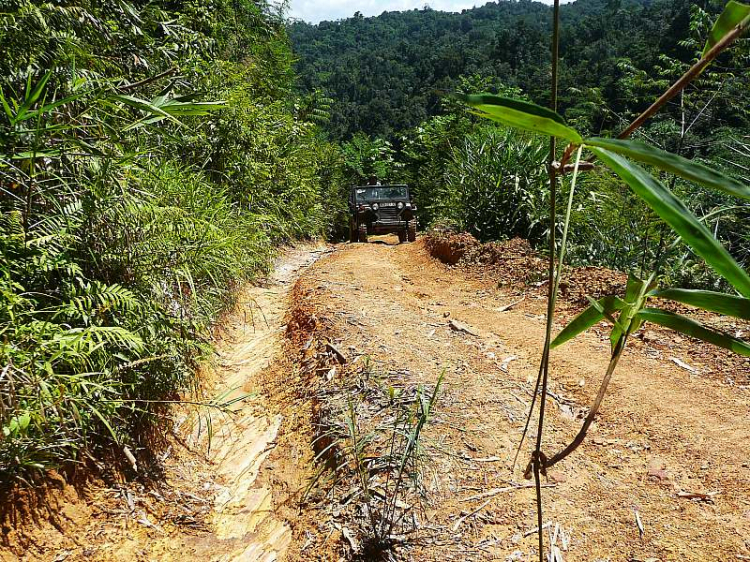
287;0;482;24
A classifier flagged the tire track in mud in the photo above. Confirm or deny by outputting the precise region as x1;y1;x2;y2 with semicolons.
195;245;331;562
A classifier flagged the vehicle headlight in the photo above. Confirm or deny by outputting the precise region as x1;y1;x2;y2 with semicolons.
372;203;379;211
397;202;404;210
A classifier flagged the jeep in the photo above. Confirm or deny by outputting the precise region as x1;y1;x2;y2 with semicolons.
349;184;418;243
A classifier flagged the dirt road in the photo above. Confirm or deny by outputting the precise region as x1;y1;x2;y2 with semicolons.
271;236;750;561
5;237;750;562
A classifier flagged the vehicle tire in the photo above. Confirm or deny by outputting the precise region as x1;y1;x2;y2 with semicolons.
407;219;417;242
358;222;368;243
349;220;359;243
398;229;407;243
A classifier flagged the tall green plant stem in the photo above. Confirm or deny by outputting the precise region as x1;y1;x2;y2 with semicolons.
558;12;750;170
532;1;562;559
511;149;584;475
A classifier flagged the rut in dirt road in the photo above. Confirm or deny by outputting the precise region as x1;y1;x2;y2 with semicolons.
279;237;750;562
0;246;328;562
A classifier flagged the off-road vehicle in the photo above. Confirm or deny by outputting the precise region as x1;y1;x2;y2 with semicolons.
349;184;418;243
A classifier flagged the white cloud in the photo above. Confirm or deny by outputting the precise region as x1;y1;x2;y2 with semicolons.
288;0;481;24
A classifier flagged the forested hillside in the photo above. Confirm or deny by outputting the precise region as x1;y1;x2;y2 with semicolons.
290;0;749;290
0;0;345;480
290;0;748;140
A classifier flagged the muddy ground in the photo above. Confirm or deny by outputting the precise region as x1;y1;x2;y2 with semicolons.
3;236;750;561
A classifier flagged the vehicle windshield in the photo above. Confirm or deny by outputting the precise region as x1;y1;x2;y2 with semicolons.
354;186;408;202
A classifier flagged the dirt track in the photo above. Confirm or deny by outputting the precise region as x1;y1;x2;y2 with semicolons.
5;237;750;561
272;236;750;561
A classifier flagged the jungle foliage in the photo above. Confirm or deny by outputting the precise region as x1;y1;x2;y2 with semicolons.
290;0;750;140
292;0;749;288
0;0;345;480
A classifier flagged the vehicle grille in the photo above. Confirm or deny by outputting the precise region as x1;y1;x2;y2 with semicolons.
377;207;402;223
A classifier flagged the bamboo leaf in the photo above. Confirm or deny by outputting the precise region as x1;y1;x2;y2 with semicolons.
160;100;227;115
551;295;626;348
89;405;120;443
637;308;750;356
0;90;14;122
586;138;750;200
110;94;181;125
16;71;52;122
703;0;750;56
24;93;85;121
454;93;582;144
590;147;750;298
651;288;750;320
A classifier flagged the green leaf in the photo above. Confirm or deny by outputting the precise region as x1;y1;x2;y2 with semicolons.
18;412;30;431
0;90;14;122
590;147;750;298
159;100;227;116
551;295;626;348
586;138;750;201
89;405;120;443
23;92;85;122
110;94;180;125
454;93;582;144
703;0;750;56
637;308;750;356
651;288;750;320
16;71;52;122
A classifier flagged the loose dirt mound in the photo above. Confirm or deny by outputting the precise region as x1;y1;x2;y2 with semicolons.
424;229;481;264
425;230;627;304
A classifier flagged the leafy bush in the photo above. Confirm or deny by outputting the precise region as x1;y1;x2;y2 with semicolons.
0;0;343;480
438;126;548;243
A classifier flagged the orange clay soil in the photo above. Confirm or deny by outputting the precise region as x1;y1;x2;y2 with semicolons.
267;235;750;561
4;237;750;562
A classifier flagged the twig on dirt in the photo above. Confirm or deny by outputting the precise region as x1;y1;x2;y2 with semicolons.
500;355;519;373
634;509;644;538
462;455;503;463
677;490;719;502
550;545;566;562
550;522;559;547
326;342;348;364
452;498;493;531
341;526;361;553
459;483;555;502
524;521;552;537
449;319;480;337
670;356;698;374
137;512;165;534
495;297;526;312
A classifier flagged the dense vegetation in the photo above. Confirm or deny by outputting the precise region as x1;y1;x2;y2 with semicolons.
293;0;749;288
0;0;346;480
2;0;748;485
290;0;749;140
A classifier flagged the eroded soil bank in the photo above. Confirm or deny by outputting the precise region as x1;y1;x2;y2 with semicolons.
1;244;328;562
